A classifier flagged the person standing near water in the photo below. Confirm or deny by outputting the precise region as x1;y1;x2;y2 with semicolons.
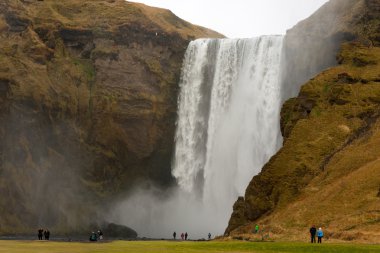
208;233;211;240
310;225;317;243
317;227;324;243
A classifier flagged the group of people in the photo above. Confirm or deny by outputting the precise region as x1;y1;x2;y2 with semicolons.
89;230;104;241
172;232;212;240
37;228;50;240
37;225;323;243
309;225;324;243
250;224;323;243
173;232;188;240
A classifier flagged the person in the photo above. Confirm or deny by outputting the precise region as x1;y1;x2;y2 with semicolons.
208;233;211;240
310;225;316;243
98;230;103;240
317;227;324;243
181;233;184;240
44;229;50;240
185;232;188;240
89;232;97;242
255;224;259;234
38;228;43;240
173;231;176;240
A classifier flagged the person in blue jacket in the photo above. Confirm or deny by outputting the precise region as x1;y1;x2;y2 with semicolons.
317;227;324;243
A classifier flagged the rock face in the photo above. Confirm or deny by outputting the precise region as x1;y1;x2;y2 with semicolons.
281;0;376;98
102;223;137;239
0;0;222;234
226;0;380;242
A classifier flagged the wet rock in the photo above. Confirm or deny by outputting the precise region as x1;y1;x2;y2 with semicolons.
102;223;137;239
225;197;248;235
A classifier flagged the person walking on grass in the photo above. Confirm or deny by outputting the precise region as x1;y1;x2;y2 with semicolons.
310;225;317;243
317;227;324;243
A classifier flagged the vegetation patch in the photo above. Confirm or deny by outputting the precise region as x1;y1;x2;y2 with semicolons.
0;240;378;253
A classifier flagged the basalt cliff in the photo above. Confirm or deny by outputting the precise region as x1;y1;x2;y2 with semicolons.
0;0;222;235
226;0;380;243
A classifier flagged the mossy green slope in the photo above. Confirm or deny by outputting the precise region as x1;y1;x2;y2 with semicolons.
226;0;380;243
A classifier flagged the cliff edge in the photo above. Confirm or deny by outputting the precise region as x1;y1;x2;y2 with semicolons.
0;0;222;234
226;0;380;243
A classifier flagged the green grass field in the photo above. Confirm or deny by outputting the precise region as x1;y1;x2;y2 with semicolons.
0;240;378;253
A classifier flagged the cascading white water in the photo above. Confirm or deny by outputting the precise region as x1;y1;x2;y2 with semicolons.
173;36;284;215
112;36;285;238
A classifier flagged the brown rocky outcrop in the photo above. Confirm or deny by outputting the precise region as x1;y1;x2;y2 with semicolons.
0;0;222;234
226;0;380;242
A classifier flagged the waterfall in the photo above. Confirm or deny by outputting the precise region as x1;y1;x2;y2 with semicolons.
173;36;284;216
112;36;285;238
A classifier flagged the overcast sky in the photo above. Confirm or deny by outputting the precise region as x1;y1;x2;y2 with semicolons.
128;0;330;38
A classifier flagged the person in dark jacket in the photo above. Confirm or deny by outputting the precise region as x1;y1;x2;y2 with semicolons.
310;225;317;243
38;228;43;240
173;231;176;240
44;229;50;240
89;232;97;241
185;232;188;240
317;227;324;243
98;230;103;240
